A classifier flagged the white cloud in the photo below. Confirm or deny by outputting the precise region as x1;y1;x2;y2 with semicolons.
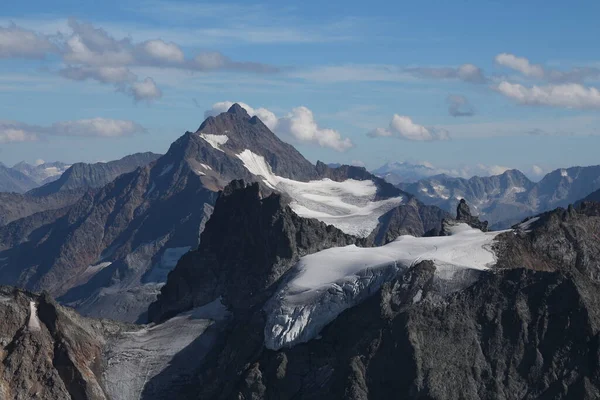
139;39;184;63
406;63;486;84
277;106;353;152
368;115;450;141
478;164;510;176
128;77;162;102
51;118;145;137
495;53;544;78
494;53;600;84
0;25;56;59
1;19;278;101
0;118;145;143
0;126;39;143
59;66;136;84
531;165;544;176
193;52;228;70
204;102;353;151
496;81;600;109
34;159;45;166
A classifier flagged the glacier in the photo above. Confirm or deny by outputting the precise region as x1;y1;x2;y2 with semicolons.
236;149;404;237
264;223;507;350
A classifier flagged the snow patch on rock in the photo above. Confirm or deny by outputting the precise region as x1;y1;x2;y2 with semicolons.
264;223;505;350
28;301;41;332
199;133;229;152
236;149;404;237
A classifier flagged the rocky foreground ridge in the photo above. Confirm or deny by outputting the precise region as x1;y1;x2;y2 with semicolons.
2;179;600;398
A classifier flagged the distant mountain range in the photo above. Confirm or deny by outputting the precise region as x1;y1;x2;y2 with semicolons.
0;153;161;227
0;161;70;193
372;161;442;184
13;161;72;185
399;166;600;228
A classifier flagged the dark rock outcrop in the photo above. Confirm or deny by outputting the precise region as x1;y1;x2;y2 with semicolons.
441;198;488;235
148;180;362;322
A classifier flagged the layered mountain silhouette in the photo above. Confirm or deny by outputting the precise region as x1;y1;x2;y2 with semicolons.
0;153;161;227
400;166;600;228
1;104;600;397
0;104;447;323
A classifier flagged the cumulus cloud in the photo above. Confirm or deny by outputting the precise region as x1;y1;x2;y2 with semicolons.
0;125;39;143
496;81;600;110
0;118;145;143
204;102;353;151
0;25;57;59
479;164;510;176
447;95;474;117
1;19;278;101
495;53;544;78
139;39;185;64
127;77;163;102
531;165;544;177
367;115;450;141
406;63;486;84
277;106;353;151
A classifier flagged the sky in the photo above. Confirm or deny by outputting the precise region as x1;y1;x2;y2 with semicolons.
1;0;600;180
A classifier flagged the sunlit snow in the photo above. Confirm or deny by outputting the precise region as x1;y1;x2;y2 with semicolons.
28;301;41;331
236;149;403;237
264;223;506;349
199;133;229;152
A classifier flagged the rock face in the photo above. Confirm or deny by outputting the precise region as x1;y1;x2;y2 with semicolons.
0;286;113;400
0;190;83;227
400;166;600;228
148;180;362;323
143;194;600;399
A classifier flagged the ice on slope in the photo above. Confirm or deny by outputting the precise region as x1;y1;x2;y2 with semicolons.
103;298;229;400
236;149;403;237
264;223;506;350
199;133;229;152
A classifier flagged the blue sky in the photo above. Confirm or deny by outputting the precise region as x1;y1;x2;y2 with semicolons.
1;0;600;179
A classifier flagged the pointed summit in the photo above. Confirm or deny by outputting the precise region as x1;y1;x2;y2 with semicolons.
227;103;249;117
